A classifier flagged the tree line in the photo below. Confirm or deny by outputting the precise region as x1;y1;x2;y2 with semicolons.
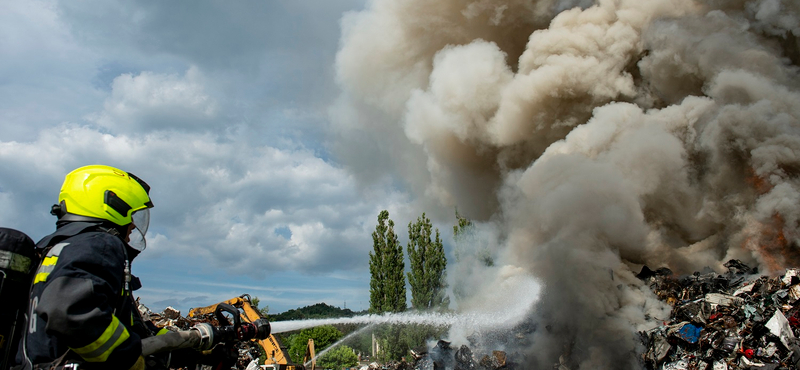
367;209;452;362
271;210;471;368
369;210;450;314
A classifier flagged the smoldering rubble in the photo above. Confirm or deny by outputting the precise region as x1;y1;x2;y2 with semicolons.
135;257;800;370
409;341;515;370
138;302;263;369
422;260;800;370
331;0;800;367
640;261;800;370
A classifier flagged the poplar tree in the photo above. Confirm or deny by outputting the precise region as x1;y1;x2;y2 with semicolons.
369;210;406;314
453;208;473;241
407;213;449;311
453;208;492;266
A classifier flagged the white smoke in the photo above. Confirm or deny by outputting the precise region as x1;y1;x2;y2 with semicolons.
332;0;800;368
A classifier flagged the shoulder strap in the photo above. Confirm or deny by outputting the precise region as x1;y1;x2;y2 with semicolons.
35;222;103;252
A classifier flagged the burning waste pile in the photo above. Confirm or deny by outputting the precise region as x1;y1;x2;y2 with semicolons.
639;260;800;370
330;0;800;365
138;301;195;331
409;340;516;370
137;302;263;370
139;303;193;330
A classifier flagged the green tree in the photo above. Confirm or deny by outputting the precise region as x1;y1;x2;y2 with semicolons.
368;211;408;362
453;209;492;266
452;209;493;305
287;325;342;363
453;208;473;240
407;213;449;311
369;210;406;314
400;323;447;354
376;325;406;363
250;296;270;317
268;303;356;321
318;345;359;370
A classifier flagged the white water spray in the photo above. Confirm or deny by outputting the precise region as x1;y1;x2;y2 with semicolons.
271;272;541;338
304;324;375;367
332;0;800;367
271;311;458;334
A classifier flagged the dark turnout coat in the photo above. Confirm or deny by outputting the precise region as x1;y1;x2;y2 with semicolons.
16;222;144;370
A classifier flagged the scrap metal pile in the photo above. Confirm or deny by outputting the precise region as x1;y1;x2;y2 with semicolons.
137;302;262;370
639;260;800;370
410;340;515;370
138;302;193;330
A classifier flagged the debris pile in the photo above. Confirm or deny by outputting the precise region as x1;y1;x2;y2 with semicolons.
359;360;413;370
137;302;261;370
640;260;800;370
138;302;514;370
410;340;515;370
138;301;193;329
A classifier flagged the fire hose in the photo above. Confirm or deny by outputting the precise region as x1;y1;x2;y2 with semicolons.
141;303;271;356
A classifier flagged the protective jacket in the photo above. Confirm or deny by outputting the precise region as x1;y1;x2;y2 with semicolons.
16;222;146;370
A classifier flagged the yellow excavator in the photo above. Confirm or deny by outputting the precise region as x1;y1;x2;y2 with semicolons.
188;295;315;370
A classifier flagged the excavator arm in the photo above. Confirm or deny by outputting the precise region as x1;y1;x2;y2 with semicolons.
188;295;303;370
303;338;316;370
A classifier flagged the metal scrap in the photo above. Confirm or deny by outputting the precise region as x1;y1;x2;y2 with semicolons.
640;259;800;370
477;351;506;369
410;341;515;370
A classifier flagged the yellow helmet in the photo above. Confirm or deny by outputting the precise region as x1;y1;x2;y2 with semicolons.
56;165;153;226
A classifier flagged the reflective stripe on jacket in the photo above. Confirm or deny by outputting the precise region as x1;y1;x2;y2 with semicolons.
17;223;141;370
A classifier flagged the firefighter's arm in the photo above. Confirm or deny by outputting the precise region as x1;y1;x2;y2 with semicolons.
37;275;142;369
35;234;142;369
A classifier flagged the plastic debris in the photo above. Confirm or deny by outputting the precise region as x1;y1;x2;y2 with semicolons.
454;345;477;370
409;340;515;370
733;283;756;297
663;359;690;370
647;334;671;363
640;260;800;370
676;323;702;344
705;293;744;308
478;351;506;369
783;269;799;286
765;310;795;348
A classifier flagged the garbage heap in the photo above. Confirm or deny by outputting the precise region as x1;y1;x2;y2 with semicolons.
411;340;515;370
137;302;261;370
639;260;800;370
137;301;193;330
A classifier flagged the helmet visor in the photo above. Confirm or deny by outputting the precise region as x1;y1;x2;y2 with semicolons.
129;209;150;252
132;208;150;237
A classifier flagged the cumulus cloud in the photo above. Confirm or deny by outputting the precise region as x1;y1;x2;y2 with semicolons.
86;67;218;133
332;0;800;367
2;0;409;315
0;123;406;277
0;0;103;141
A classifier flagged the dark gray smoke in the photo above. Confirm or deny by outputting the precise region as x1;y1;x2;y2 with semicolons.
331;0;800;368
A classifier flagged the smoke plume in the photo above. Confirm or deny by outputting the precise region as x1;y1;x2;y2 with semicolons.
332;0;800;368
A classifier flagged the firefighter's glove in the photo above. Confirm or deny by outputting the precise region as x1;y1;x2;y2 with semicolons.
127;356;146;370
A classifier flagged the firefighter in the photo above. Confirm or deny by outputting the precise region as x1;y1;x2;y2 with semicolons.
15;165;154;370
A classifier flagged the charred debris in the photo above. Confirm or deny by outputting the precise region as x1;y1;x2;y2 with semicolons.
138;303;520;370
407;340;517;370
137;259;800;370
639;260;800;370
352;342;512;370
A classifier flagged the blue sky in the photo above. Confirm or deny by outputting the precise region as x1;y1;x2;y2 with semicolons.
3;1;800;366
0;0;437;314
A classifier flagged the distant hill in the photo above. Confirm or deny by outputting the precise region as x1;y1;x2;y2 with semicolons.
267;302;364;321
